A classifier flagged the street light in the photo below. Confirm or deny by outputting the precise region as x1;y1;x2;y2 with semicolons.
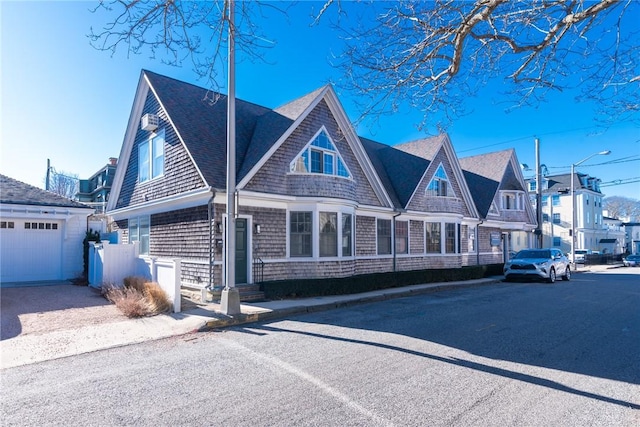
570;150;611;265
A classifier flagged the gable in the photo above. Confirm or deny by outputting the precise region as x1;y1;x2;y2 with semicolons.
406;145;473;217
289;127;351;178
242;99;385;206
113;85;207;209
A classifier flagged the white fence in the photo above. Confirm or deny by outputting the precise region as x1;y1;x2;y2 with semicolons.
88;242;182;313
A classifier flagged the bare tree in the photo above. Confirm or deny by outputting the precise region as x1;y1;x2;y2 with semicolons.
89;1;639;131
47;168;79;200
323;0;639;130
89;0;285;99
604;196;640;221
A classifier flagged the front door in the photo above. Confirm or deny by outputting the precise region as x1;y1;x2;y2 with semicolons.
235;218;248;284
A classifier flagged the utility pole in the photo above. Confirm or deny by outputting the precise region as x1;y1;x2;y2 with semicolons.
220;0;241;315
535;138;543;248
46;159;51;191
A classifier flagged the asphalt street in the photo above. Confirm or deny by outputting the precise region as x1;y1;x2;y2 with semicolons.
1;269;638;426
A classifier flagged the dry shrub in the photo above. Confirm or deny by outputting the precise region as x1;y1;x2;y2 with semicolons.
103;277;171;317
143;281;171;313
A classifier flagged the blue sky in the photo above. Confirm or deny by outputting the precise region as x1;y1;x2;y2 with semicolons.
1;1;639;200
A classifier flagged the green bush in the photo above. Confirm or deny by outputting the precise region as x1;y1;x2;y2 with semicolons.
261;265;502;300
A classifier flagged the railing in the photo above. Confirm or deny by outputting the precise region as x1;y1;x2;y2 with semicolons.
253;257;264;284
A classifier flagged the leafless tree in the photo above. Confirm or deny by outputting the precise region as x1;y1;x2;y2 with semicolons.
89;1;638;131
47;169;79;200
604;196;640;221
89;0;286;100
322;0;639;130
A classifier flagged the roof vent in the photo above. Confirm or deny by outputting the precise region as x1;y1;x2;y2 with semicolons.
141;114;159;131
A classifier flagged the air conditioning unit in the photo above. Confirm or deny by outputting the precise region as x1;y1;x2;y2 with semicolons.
141;113;159;131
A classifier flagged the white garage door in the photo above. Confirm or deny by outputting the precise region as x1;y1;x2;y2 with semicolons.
0;219;63;283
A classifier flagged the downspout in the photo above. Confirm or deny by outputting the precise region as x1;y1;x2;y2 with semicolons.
392;210;403;272
207;188;216;293
476;220;484;266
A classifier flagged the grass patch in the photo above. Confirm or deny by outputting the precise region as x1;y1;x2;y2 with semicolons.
103;276;171;317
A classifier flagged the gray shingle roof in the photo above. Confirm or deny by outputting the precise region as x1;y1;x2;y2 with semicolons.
459;150;515;218
144;70;288;189
0;174;92;209
394;135;446;160
361;137;429;208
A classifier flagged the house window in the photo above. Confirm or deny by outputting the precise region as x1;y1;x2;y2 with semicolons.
342;214;353;257
552;195;560;206
1;221;14;229
529;181;536;192
445;223;456;253
139;129;165;183
426;164;452;197
542;195;549;206
377;219;392;255
586;212;590;225
553;213;561;224
290;129;351;178
543;213;549;222
426;222;441;253
129;216;150;255
319;212;338;257
395;221;408;254
290;212;312;257
553;237;561;247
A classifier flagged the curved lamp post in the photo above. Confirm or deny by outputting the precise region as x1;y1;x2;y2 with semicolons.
570;150;611;265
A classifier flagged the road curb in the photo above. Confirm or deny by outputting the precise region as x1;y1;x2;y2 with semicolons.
198;278;501;332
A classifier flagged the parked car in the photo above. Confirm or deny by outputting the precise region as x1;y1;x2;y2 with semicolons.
568;249;591;264
503;248;571;283
622;254;640;267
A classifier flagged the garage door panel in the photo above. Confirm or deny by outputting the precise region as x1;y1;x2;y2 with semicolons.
1;220;63;283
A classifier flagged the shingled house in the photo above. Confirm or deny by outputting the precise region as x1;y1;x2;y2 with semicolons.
107;70;535;289
458;149;537;262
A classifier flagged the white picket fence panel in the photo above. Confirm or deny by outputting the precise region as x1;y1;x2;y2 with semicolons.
88;242;182;312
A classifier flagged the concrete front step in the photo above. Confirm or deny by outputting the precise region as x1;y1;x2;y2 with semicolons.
181;284;265;304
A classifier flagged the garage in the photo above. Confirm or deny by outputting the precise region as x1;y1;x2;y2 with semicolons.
0;174;94;286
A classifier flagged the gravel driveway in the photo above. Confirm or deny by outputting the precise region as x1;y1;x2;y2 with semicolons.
0;284;126;340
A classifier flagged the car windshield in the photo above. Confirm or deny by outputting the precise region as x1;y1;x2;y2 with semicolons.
514;250;550;259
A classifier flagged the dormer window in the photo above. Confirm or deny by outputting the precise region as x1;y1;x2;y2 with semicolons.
426;164;453;197
290;128;351;178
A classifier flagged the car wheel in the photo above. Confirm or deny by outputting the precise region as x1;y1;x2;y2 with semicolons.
547;267;556;283
562;265;571;281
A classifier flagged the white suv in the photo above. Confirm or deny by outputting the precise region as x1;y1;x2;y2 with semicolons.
504;248;571;283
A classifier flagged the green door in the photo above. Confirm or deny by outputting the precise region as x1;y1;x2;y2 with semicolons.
235;218;248;284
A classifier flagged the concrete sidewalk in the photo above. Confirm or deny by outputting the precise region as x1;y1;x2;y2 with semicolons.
1;264;621;370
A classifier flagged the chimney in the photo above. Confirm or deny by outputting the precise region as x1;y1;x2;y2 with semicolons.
109;157;118;166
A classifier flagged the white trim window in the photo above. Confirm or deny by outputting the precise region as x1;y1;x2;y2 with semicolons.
319;212;338;257
129;215;150;255
139;129;165;183
500;190;526;210
290;128;351;178
426;163;453;197
395;220;408;254
377;218;392;255
426;222;441;253
290;211;312;257
342;213;353;257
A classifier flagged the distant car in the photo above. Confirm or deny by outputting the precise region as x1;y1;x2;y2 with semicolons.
569;249;591;263
503;248;571;283
623;254;640;267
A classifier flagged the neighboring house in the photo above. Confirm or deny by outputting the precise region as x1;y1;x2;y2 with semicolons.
622;222;640;254
601;216;625;254
525;172;610;254
75;157;118;214
0;174;94;284
107;70;530;288
457;149;538;262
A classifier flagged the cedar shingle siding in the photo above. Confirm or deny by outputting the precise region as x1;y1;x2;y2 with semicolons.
107;71;536;287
